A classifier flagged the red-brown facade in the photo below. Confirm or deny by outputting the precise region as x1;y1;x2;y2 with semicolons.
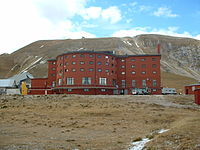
29;51;161;95
185;84;200;95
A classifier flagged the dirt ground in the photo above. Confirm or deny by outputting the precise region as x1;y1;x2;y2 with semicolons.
0;94;200;150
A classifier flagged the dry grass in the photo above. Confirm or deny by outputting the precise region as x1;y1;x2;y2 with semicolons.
0;95;200;150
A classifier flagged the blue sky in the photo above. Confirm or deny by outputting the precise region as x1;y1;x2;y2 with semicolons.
0;0;200;54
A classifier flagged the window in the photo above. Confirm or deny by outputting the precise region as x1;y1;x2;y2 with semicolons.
152;64;157;68
112;79;116;86
52;74;55;76
99;78;107;85
105;56;108;59
65;56;68;58
89;61;94;64
52;81;55;87
121;59;125;62
141;58;145;61
142;64;146;68
121;65;125;68
141;71;146;74
131;65;135;68
132;80;136;87
153;80;157;87
80;61;84;64
132;71;136;74
97;62;102;65
80;68;84;72
122;80;126;88
72;55;76;58
111;64;114;67
131;59;136;61
89;68;94;72
152;71;157;74
58;79;62;86
121;72;125;75
142;80;146;88
72;62;76;65
52;68;56;71
65;62;68;65
52;62;56;65
98;69;102;72
105;69;109;73
97;55;102;58
72;68;76;72
80;54;84;57
101;89;106;92
89;54;94;58
152;58;157;61
105;62;109;66
65;69;68;72
82;77;91;85
60;63;63;66
153;89;157;92
84;89;89;92
67;78;74;85
67;89;72;92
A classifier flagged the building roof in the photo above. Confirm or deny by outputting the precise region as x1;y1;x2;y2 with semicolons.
55;50;161;59
185;83;200;87
9;72;33;85
0;79;16;88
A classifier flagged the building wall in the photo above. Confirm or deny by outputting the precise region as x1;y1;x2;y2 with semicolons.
194;89;200;105
185;85;200;95
30;51;161;95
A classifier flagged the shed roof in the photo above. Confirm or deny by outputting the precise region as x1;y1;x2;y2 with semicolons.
10;72;33;85
0;79;16;88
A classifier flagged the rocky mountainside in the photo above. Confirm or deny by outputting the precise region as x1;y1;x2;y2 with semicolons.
0;34;199;91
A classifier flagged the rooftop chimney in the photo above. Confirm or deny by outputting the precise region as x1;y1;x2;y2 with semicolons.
157;43;161;54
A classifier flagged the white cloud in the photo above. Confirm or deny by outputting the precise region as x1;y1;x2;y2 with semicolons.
153;7;179;18
82;7;102;20
112;26;200;40
0;0;96;54
101;6;122;24
139;5;151;12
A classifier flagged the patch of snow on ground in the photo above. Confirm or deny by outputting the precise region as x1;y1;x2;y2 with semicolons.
134;40;139;48
127;41;132;46
77;47;84;51
40;45;44;48
21;57;43;73
158;129;169;134
129;138;151;150
40;60;46;64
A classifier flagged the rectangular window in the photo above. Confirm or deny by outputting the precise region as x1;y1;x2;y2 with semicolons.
141;71;146;74
121;72;125;75
65;56;68;58
65;62;68;65
132;80;136;87
67;89;72;92
99;78;107;85
80;68;84;72
82;77;91;85
131;59;136;61
142;64;146;68
52;74;55;76
80;54;84;57
153;80;157;87
97;55;102;58
97;62;102;65
105;69;109;72
89;54;94;57
121;65;125;68
112;79;116;86
52;68;56;70
121;80;126;88
84;89;89;92
152;58;157;61
152;64;157;68
67;78;74;85
52;81;55;87
72;55;76;58
89;61;94;64
80;61;84;64
101;89;106;92
141;58;146;61
132;71;136;74
152;71;157;74
72;62;76;65
105;56;108;59
58;79;62;86
105;62;109;66
98;69;102;72
72;68;76;72
89;68;94;72
131;65;135;68
142;80;146;88
52;62;56;65
121;59;125;62
65;69;68;72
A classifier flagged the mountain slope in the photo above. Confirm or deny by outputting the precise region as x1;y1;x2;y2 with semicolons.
0;34;199;92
